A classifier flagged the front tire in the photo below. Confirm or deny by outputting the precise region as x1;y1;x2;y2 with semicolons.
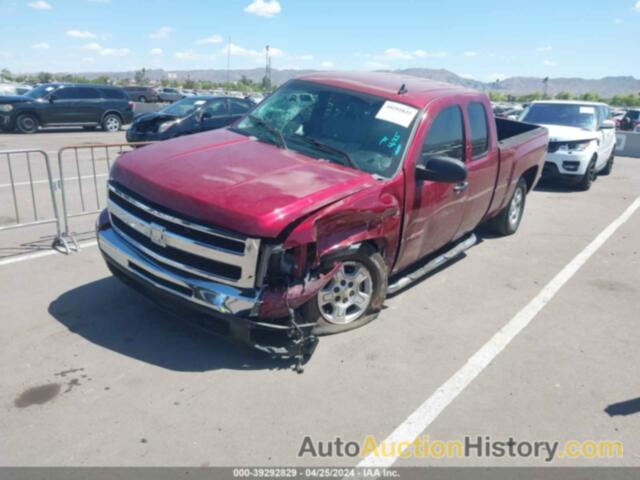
102;113;122;132
299;246;388;335
15;113;39;134
577;156;597;191
487;177;527;236
600;155;614;176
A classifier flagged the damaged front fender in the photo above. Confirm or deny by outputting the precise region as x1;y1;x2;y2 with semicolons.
259;263;342;319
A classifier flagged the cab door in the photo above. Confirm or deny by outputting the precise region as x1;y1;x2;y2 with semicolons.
456;99;499;235
199;99;231;132
395;101;468;271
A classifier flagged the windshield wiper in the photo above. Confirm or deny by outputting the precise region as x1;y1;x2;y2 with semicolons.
247;115;287;149
294;136;357;169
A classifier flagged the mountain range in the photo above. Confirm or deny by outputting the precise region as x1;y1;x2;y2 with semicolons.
74;67;640;97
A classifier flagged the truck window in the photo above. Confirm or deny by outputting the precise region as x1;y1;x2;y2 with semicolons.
230;99;251;114
468;102;489;158
232;79;419;178
422;106;464;162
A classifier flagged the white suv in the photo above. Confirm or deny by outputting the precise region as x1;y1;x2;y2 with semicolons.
520;101;616;190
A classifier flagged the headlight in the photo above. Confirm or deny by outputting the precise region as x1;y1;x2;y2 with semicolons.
0;104;13;113
565;140;595;152
158;120;179;133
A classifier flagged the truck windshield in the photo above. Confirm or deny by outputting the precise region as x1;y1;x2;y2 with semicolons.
521;103;598;130
231;80;419;178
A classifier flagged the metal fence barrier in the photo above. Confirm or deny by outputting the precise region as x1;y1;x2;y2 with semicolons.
54;142;152;253
0;149;62;240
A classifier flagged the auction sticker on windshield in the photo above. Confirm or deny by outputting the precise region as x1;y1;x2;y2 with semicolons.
376;101;419;128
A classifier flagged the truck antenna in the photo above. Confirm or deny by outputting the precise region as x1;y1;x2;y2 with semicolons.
398;83;408;95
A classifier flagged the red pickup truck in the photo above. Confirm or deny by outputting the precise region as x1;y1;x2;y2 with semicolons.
97;72;547;366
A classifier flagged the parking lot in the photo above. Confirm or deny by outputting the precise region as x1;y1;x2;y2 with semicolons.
0;128;638;468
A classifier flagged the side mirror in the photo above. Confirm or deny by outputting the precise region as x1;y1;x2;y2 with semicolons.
600;120;615;130
199;110;212;122
416;154;467;183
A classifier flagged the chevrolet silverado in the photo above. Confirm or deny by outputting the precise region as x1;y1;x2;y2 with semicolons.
96;72;548;369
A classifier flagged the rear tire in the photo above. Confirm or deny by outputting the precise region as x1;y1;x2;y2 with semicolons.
15;113;39;134
487;177;527;236
577;156;597;191
102;113;122;132
600;155;614;176
299;246;388;336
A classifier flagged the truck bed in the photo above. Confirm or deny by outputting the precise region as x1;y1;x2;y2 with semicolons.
486;118;549;219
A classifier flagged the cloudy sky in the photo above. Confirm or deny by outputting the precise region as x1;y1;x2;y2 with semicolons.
0;0;638;80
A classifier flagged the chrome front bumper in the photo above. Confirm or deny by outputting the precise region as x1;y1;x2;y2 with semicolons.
98;226;261;317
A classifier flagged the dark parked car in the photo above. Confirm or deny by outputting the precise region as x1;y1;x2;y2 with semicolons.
619;109;640;131
0;83;133;134
126;96;254;142
123;86;159;103
156;87;184;103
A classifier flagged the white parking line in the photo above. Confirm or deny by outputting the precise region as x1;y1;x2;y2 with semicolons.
358;196;640;469
0;173;108;188
0;239;98;267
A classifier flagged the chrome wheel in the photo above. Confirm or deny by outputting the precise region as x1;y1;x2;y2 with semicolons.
508;186;524;227
104;115;121;132
317;261;373;325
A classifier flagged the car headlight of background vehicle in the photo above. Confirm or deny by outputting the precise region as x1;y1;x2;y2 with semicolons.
0;104;14;113
559;139;595;152
158;120;179;133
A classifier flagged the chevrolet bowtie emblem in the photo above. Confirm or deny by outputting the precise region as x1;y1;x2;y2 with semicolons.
149;223;167;247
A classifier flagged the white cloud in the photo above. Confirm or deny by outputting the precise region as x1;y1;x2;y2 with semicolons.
88;0;110;3
464;51;479;57
536;46;552;52
543;60;558;66
174;50;198;60
222;43;281;59
614;18;623;23
66;29;96;39
81;42;130;56
196;34;224;45
383;48;413;60
298;54;314;61
148;26;172;39
31;42;50;49
81;57;95;63
635;1;640;11
28;0;51;9
81;42;103;51
460;73;475;80
100;47;131;57
320;60;334;68
244;0;281;18
149;48;163;55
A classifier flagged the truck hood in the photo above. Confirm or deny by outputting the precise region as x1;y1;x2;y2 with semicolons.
540;124;598;143
110;129;377;238
0;95;32;104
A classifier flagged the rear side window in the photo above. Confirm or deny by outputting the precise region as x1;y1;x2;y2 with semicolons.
203;99;228;116
422;106;464;162
230;99;251;114
55;87;100;100
100;88;127;99
468;102;489;158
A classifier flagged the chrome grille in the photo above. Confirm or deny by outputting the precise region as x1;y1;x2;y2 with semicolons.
107;182;260;289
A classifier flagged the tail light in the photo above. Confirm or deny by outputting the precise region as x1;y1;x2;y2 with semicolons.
128;101;134;109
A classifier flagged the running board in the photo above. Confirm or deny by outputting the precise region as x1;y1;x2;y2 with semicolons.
387;233;477;294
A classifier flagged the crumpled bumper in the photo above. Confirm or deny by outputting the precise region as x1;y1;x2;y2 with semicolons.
98;225;322;359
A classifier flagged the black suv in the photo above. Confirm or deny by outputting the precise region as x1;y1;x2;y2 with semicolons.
0;83;134;134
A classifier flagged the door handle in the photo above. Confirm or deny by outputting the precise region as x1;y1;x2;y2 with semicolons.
453;181;468;193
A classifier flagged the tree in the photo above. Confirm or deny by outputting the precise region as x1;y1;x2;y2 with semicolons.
183;77;196;89
37;71;54;83
555;91;572;100
0;68;12;82
134;68;147;85
580;92;601;102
